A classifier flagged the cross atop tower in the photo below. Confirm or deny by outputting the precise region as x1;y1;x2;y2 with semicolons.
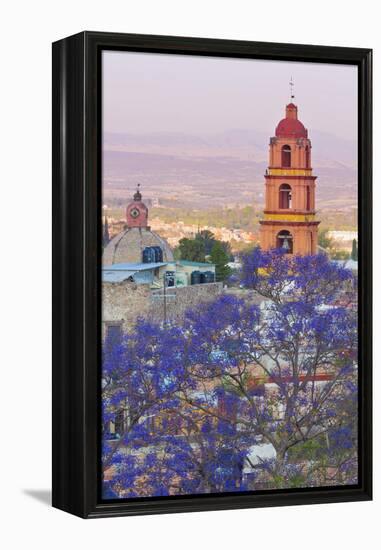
133;183;142;202
289;76;295;101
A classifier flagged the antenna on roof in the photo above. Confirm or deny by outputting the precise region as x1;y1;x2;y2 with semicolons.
289;76;295;101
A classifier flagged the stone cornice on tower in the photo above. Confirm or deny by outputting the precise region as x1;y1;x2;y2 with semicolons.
260;220;320;227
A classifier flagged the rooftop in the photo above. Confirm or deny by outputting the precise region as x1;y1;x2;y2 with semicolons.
333;259;358;271
102;262;168;283
275;103;308;139
172;260;214;267
275;118;307;138
103;262;167;271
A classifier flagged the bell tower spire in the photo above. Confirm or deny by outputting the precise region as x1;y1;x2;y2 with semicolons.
289;76;295;102
259;101;320;255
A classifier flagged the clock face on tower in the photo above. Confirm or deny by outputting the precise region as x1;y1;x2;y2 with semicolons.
126;189;148;228
130;207;140;218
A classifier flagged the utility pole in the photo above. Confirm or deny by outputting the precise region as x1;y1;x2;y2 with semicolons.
151;271;175;326
163;272;167;326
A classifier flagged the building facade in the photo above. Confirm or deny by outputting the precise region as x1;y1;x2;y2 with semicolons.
103;187;174;265
102;188;221;337
259;103;320;255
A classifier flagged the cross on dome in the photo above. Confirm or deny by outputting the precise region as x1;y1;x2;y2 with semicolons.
289;76;295;102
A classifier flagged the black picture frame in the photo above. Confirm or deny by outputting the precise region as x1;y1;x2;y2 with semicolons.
52;31;372;519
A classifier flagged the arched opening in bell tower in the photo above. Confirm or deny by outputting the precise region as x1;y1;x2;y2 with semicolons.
279;184;292;209
276;230;293;254
306;186;311;211
305;146;311;168
281;145;291;167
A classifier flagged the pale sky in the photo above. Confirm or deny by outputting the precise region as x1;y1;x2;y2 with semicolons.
103;50;357;141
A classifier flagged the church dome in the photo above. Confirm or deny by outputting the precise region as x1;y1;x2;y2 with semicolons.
103;186;174;265
275;103;308;139
103;226;174;265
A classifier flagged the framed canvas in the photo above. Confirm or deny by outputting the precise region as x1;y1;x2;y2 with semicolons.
52;31;372;518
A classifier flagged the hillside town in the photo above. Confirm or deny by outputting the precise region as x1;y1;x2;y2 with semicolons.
103;214;258;250
102;101;358;499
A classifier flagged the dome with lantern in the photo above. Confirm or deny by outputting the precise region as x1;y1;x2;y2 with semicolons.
103;186;174;265
275;103;308;139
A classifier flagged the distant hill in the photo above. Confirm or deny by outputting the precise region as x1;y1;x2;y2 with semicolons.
103;129;357;210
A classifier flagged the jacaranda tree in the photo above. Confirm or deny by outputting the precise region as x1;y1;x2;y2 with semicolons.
102;249;358;497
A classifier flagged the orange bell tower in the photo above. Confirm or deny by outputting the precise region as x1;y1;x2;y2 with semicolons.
259;102;319;255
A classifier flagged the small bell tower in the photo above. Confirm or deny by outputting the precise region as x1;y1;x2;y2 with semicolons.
259;92;320;255
126;184;149;229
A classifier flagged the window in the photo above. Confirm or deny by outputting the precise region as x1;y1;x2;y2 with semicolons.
143;246;163;263
305;146;310;168
306;186;311;211
279;184;292;209
281;145;291;167
105;322;122;346
276;230;293;254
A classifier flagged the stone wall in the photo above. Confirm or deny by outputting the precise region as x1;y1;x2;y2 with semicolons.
102;282;151;335
149;282;223;324
102;281;223;334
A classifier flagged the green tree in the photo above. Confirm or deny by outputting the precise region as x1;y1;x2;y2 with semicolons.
195;230;216;255
318;229;332;250
351;239;358;261
220;241;234;262
210;241;232;282
173;247;182;260
331;249;350;260
177;238;206;262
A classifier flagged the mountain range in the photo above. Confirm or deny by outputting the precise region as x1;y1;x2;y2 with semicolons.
103;129;357;211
